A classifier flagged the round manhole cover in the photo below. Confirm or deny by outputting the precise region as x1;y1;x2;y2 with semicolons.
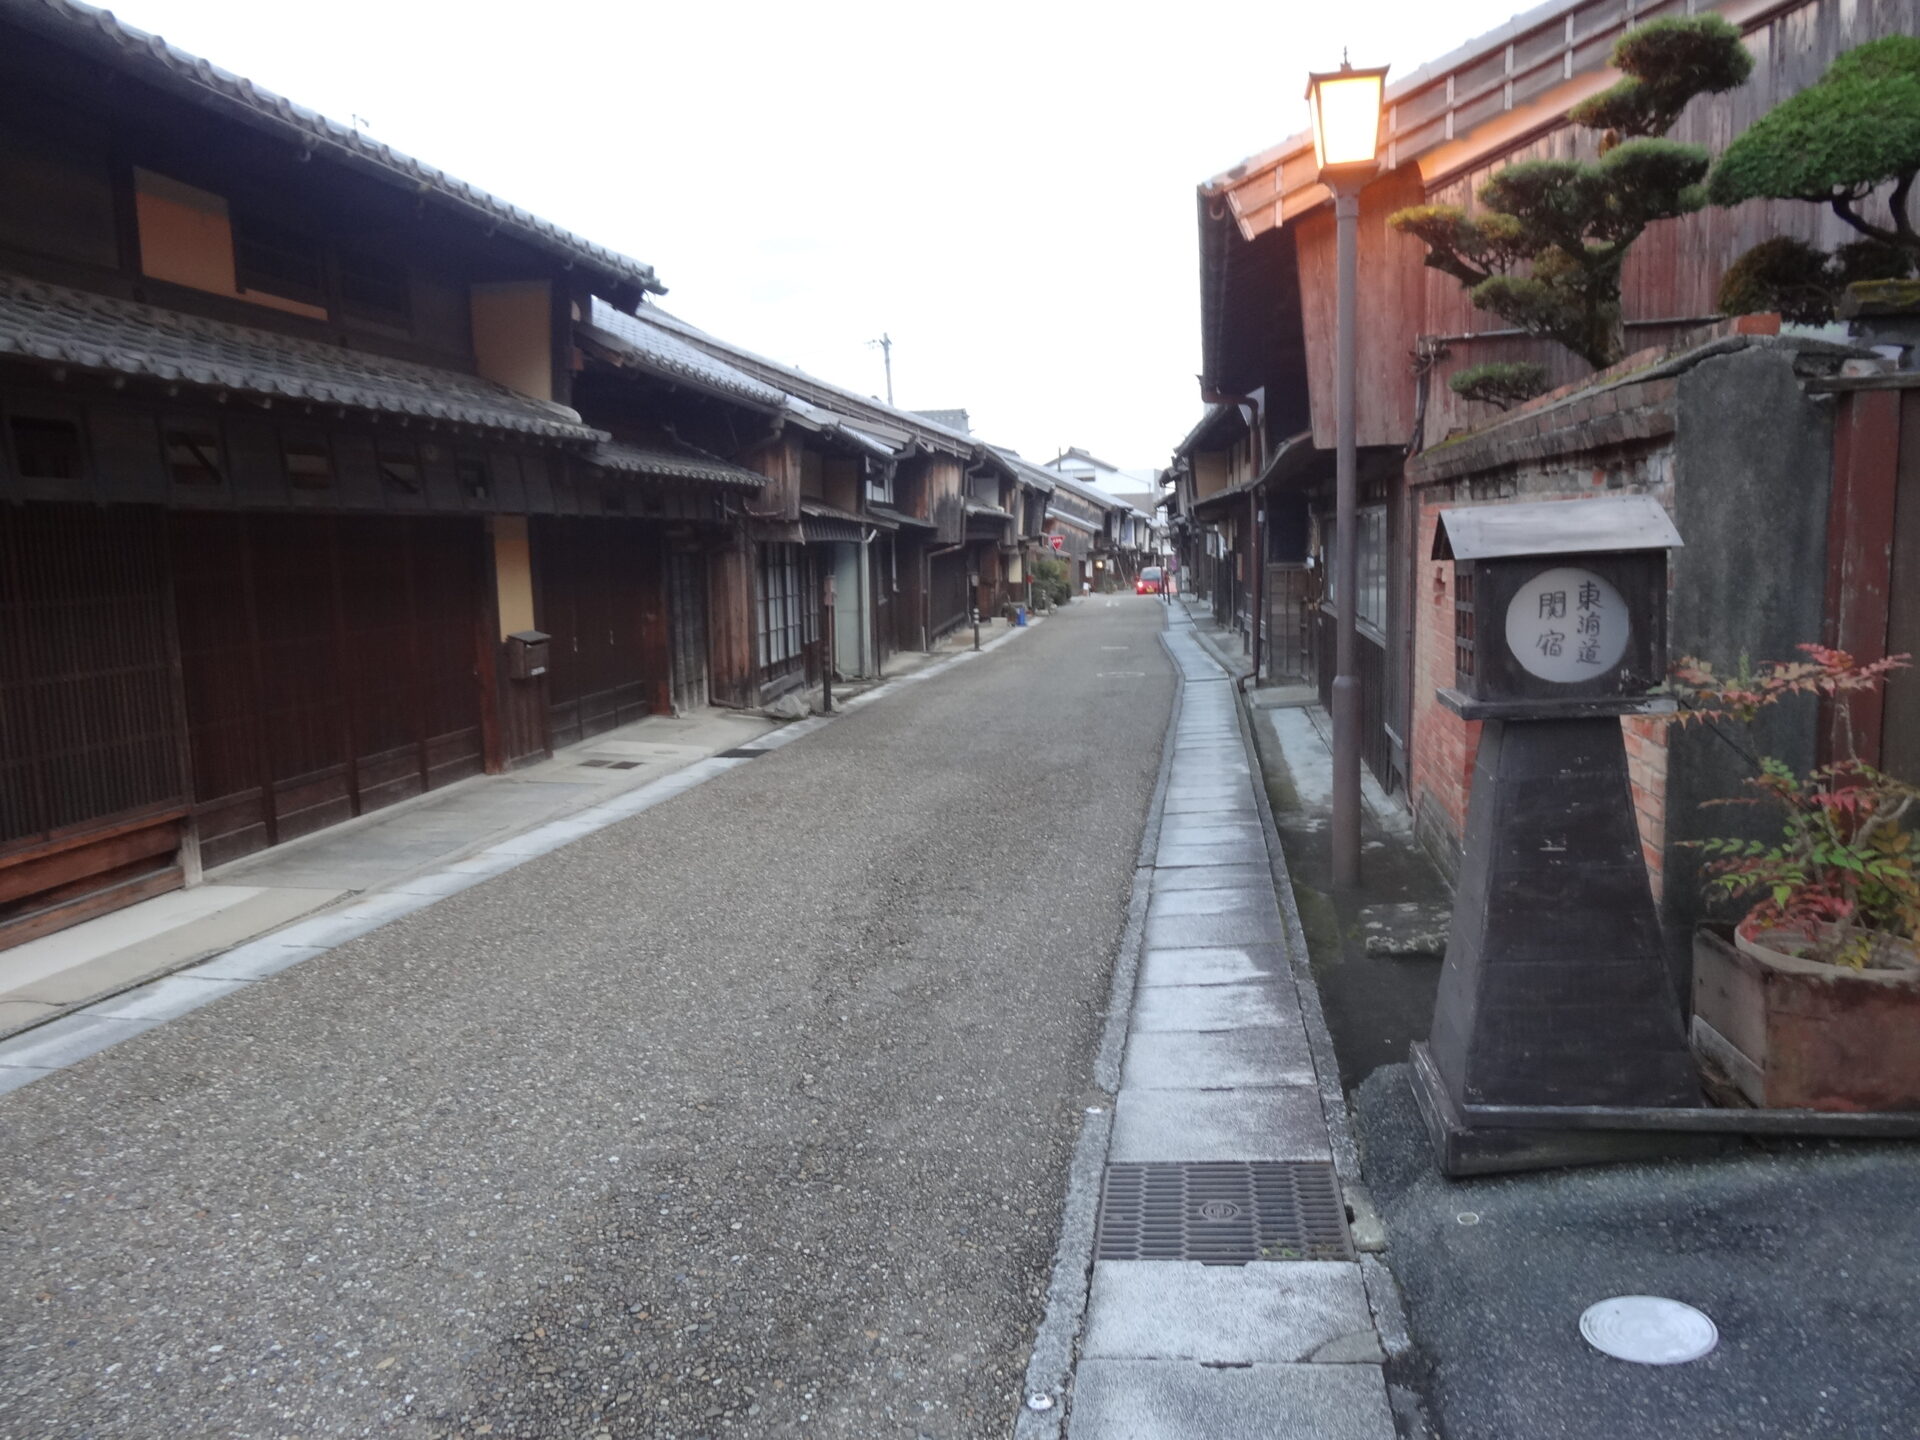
1196;1200;1242;1222
1580;1296;1718;1365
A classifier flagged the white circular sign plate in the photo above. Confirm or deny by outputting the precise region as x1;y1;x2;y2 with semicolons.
1579;1295;1718;1365
1504;566;1630;684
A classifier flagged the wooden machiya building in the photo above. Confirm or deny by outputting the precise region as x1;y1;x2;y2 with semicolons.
983;450;1059;616
1041;479;1113;595
0;0;768;947
599;305;1037;667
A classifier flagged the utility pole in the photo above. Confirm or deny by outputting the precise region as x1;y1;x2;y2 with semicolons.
867;333;893;406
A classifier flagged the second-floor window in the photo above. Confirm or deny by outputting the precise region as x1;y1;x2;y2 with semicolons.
339;249;412;328
233;214;328;308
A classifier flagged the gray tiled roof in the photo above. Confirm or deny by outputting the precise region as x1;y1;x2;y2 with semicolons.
5;0;663;297
1048;471;1124;511
0;273;603;441
987;446;1057;493
586;302;789;410
634;305;979;455
590;440;768;489
785;398;906;459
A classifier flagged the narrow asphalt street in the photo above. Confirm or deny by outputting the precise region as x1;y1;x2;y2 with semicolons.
0;599;1177;1440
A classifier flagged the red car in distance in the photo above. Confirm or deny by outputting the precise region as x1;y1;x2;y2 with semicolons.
1135;566;1165;595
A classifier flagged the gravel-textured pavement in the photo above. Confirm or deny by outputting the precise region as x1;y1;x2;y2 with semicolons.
0;599;1176;1440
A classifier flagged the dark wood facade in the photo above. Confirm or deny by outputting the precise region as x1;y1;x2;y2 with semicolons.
0;0;1083;955
0;2;720;946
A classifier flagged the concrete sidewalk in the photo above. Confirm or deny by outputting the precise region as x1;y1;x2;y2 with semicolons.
1027;605;1411;1440
0;615;1038;1093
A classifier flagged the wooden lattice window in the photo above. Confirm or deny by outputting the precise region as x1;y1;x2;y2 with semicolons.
283;433;334;491
165;423;223;487
1454;569;1476;683
8;414;84;481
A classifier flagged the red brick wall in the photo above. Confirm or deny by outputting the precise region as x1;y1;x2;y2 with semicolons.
1409;500;1480;863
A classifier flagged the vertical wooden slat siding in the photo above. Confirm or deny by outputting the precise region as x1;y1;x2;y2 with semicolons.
172;511;486;868
928;551;969;640
536;517;659;748
706;533;755;709
327;515;365;817
668;548;710;713
412;521;487;789
0;504;186;944
1883;391;1920;787
0;504;183;851
1822;390;1903;766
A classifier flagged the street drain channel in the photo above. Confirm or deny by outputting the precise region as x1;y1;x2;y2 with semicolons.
1094;1162;1354;1263
716;747;768;759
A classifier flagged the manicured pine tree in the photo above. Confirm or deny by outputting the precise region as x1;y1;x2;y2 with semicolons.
1710;36;1920;323
1390;17;1753;404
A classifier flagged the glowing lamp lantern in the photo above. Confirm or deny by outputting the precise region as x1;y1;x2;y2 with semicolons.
1307;55;1388;890
1306;62;1388;180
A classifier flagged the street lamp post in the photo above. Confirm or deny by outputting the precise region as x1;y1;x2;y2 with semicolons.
1306;58;1387;891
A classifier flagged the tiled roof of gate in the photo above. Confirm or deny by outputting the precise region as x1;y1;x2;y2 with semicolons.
589;439;769;489
0;273;604;441
4;0;664;297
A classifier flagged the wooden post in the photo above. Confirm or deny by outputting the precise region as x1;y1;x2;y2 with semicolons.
821;570;835;714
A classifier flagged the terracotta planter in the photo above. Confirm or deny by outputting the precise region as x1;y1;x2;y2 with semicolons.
1692;925;1920;1111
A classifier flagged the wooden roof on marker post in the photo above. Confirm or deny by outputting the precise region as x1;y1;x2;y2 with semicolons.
1432;495;1684;561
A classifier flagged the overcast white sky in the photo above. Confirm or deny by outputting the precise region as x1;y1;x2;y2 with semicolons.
112;0;1528;472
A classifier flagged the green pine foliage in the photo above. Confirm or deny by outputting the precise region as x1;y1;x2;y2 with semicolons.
1717;235;1914;323
1710;37;1920;321
1570;16;1757;141
1390;16;1752;370
1447;361;1551;410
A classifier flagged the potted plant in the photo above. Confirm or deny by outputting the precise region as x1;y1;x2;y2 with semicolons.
1663;646;1919;1110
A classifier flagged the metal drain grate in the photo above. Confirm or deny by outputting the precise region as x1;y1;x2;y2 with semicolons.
716;747;768;759
1095;1162;1353;1263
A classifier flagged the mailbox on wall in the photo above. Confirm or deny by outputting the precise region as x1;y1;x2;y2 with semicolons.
1434;493;1680;717
504;629;550;681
